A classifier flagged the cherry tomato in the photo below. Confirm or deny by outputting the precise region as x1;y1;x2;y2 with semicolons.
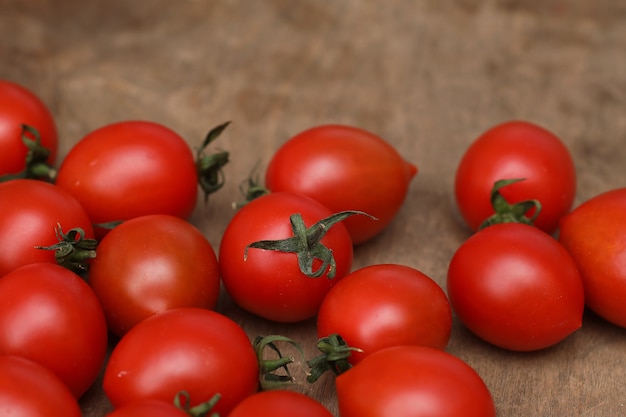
0;80;58;176
0;179;95;277
104;399;192;417
55;120;198;238
317;264;452;364
103;308;259;416
265;124;417;245
0;355;81;417
89;214;220;337
219;192;354;322
454;120;576;234
558;188;626;328
336;345;496;417
0;263;108;397
447;223;584;351
228;390;334;417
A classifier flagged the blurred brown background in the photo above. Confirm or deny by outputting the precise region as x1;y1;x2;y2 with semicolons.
2;1;626;416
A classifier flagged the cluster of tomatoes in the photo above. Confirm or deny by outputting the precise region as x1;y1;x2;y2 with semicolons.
1;78;625;416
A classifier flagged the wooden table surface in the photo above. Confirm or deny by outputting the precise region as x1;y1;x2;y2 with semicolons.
3;1;626;416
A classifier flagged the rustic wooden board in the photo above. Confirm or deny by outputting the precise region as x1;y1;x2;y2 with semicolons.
2;1;626;416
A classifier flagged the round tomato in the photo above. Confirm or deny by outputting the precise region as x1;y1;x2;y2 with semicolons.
103;308;259;416
88;214;220;337
0;179;95;277
55;121;198;238
558;188;626;328
0;80;58;177
0;355;81;417
219;192;354;322
317;264;452;364
447;223;584;351
335;345;496;417
265;124;417;245
104;398;193;417
454;120;576;234
228;390;333;417
0;263;108;397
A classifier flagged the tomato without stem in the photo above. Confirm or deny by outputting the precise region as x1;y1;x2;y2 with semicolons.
228;390;334;417
89;214;220;337
316;264;452;364
447;222;584;351
265;124;417;245
0;263;108;397
219;192;354;322
558;188;626;328
454;120;576;234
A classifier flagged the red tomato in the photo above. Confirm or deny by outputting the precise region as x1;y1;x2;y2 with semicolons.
103;308;259;416
336;345;496;417
447;223;584;351
228;390;334;417
0;178;95;277
0;263;108;397
0;355;81;417
219;192;354;322
55;121;198;238
0;80;58;176
89;214;220;337
454;120;576;234
317;264;452;364
104;399;191;417
265;124;417;245
558;188;626;328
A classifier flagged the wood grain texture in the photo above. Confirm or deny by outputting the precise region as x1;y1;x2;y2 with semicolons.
2;0;625;416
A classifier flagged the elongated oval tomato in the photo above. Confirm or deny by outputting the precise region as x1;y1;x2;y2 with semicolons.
558;188;626;328
454;120;576;234
265;124;417;244
55;121;198;237
0;355;81;417
89;214;220;337
447;223;584;351
228;390;334;417
0;263;108;398
0;80;58;176
317;264;452;364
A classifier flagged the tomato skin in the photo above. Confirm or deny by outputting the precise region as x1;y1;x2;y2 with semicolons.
0;179;95;277
89;214;220;337
336;345;496;417
0;355;82;417
265;124;417;245
0;80;58;175
454;120;576;234
219;192;354;322
317;264;452;364
55;121;198;238
103;308;259;416
104;399;190;417
228;390;334;417
447;223;584;351
0;263;108;398
558;188;626;328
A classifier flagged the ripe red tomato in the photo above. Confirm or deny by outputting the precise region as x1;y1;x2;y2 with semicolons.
103;308;259;416
454;120;576;234
447;223;584;351
228;390;334;417
265;124;417;245
88;214;220;337
558;188;626;328
219;192;354;322
335;345;496;417
0;263;108;397
0;80;58;176
0;179;95;277
104;399;192;417
0;355;81;417
55;121;198;238
316;264;452;364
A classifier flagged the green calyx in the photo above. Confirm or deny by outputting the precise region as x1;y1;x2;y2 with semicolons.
479;178;542;230
231;165;270;210
245;210;375;279
254;334;305;390
35;224;97;278
196;121;231;202
306;334;362;383
173;391;221;417
0;124;56;183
